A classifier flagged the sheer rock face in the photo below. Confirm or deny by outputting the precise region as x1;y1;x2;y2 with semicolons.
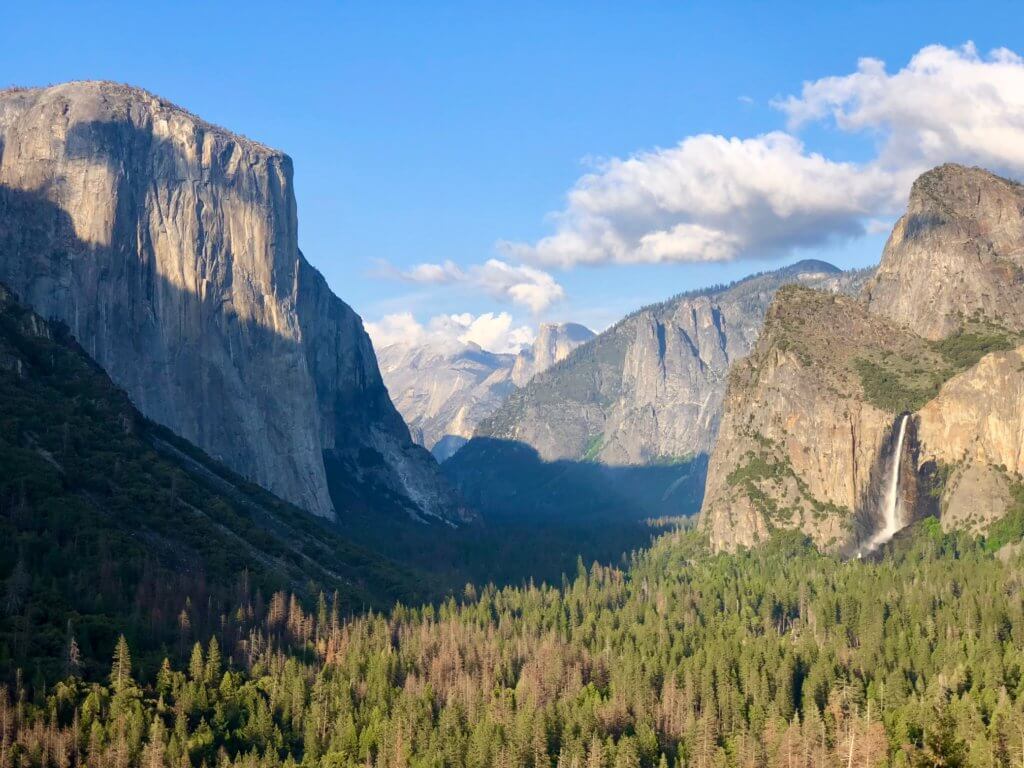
377;343;516;462
917;345;1024;533
377;323;594;461
917;345;1024;476
699;288;918;552
475;261;871;466
863;164;1024;340
0;81;464;523
702;289;1024;551
703;165;1024;552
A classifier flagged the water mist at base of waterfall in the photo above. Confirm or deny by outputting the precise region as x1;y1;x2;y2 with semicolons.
858;413;910;557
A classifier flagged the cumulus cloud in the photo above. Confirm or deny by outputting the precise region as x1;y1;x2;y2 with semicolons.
380;258;564;313
501;132;898;267
777;43;1024;174
503;43;1024;268
366;311;535;354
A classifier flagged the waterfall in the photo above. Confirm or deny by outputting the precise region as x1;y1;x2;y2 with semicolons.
861;414;910;554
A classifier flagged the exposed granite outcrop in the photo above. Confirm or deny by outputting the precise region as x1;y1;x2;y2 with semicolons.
510;322;595;387
377;322;594;460
700;288;924;551
703;165;1024;551
863;164;1024;340
0;81;465;523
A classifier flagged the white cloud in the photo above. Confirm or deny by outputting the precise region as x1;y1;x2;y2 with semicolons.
503;43;1024;268
366;311;535;355
380;258;564;313
364;312;432;349
443;312;536;352
777;43;1024;174
501;132;898;267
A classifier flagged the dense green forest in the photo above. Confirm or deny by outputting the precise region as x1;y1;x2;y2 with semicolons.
3;523;1024;767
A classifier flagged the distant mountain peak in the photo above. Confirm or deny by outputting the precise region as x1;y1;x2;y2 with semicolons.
778;258;842;276
378;320;594;460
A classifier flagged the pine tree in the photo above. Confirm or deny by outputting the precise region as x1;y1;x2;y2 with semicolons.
65;620;82;677
910;703;966;768
157;658;174;698
189;643;205;683
3;559;28;616
205;637;222;685
110;635;133;693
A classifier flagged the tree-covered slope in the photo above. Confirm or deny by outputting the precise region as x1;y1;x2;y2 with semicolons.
0;282;423;684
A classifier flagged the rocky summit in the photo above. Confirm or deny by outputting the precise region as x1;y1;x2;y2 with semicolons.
702;164;1024;552
0;81;466;524
864;164;1024;340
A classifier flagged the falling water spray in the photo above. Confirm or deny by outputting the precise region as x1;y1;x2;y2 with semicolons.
861;414;910;554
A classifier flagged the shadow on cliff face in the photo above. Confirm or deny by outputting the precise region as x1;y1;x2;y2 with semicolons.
81;120;465;519
0;180;491;589
0;114;700;591
0;159;454;535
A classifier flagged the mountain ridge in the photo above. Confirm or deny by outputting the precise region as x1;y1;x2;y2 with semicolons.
471;258;871;466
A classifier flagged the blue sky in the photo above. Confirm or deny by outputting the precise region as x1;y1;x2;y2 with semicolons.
4;2;1024;348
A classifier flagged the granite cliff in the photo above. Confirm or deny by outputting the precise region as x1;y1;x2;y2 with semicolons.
510;322;595;387
0;81;465;524
702;164;1024;552
864;164;1024;340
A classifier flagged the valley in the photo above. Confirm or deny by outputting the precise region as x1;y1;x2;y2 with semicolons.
1;74;1024;768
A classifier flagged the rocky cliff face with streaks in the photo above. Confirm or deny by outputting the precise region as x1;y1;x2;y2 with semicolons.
863;164;1024;340
474;260;871;465
699;287;934;552
510;322;595;387
0;81;466;524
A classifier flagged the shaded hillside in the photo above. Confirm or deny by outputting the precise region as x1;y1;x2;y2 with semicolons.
444;438;706;522
0;282;422;684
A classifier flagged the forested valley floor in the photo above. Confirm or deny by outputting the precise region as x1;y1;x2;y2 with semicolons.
5;524;1024;768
